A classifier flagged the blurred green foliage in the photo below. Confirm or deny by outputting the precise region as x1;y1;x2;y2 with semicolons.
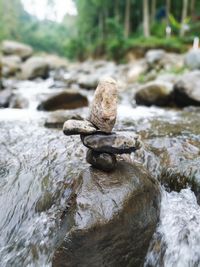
0;0;200;60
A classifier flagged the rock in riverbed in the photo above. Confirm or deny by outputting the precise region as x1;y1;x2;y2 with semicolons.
2;40;33;60
53;161;160;267
81;131;142;154
135;81;173;107
63;119;97;135
38;90;88;111
21;56;49;80
174;71;200;107
89;77;118;133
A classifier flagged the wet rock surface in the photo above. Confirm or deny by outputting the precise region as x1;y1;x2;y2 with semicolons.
81;131;141;154
38;91;88;111
63;119;97;135
135;81;173;106
173;71;200;107
53;161;160;267
86;149;117;171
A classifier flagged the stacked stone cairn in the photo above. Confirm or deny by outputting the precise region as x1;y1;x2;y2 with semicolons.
63;77;142;171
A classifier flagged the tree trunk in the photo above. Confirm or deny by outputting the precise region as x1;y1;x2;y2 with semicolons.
180;0;188;37
98;12;104;39
151;0;156;24
143;0;150;37
166;0;171;25
190;0;195;18
124;0;131;38
115;0;120;22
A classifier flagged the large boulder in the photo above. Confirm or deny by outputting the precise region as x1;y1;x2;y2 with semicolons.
184;49;200;70
21;56;49;80
135;81;173;106
53;161;160;267
1;40;33;60
173;71;200;107
37;90;88;111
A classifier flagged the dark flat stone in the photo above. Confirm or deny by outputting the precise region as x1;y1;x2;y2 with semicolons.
81;131;142;154
86;149;116;172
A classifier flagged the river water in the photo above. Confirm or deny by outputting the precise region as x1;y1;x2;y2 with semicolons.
0;79;200;266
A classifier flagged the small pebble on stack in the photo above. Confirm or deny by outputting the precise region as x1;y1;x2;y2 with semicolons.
63;77;142;172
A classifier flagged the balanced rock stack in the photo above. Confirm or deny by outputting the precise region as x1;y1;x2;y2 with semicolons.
63;77;142;171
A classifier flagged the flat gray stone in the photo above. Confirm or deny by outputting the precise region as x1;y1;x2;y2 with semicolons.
63;119;97;135
81;131;142;154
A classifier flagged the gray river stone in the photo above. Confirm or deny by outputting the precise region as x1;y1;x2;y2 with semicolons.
53;161;160;267
173;71;200;107
63;119;97;135
81;131;142;154
86;149;116;171
135;81;173;107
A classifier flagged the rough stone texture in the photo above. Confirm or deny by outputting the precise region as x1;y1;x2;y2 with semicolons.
184;49;200;70
2;40;33;60
21;56;49;80
37;91;88;111
81;131;142;154
89;77;118;133
53;161;160;267
173;71;200;107
86;149;116;171
135;81;173;107
63;119;97;135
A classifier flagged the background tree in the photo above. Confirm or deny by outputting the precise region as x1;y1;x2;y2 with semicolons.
143;0;150;37
180;0;189;37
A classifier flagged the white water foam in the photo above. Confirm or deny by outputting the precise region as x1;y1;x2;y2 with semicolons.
145;188;200;267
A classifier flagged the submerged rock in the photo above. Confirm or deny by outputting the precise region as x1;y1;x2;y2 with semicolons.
37;91;88;111
81;131;142;154
135;81;173;107
174;71;200;107
89;77;118;133
21;56;49;80
53;161;160;267
63;119;97;135
86;149;116;171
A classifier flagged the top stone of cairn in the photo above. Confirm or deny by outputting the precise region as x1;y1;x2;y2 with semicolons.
88;77;118;133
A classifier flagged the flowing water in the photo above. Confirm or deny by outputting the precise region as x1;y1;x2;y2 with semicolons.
0;79;200;266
